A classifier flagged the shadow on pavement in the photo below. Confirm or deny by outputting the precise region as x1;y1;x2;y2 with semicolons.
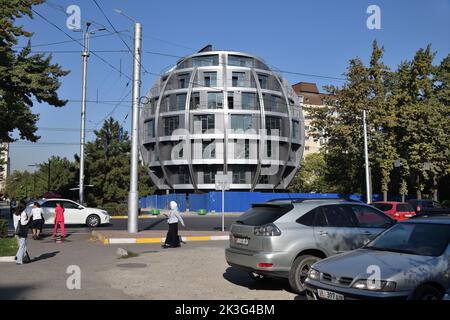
30;251;60;263
222;267;295;293
0;285;32;300
141;218;166;231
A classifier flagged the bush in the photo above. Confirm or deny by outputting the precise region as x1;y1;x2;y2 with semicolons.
101;203;128;216
0;219;8;238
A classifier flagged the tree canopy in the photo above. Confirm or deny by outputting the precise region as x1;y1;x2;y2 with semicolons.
0;0;69;143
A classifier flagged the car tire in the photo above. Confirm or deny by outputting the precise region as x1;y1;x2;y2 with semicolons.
289;255;322;294
248;272;270;281
86;214;101;228
410;285;443;300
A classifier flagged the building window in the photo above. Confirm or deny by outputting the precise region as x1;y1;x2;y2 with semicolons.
244;140;250;158
292;120;299;139
204;170;216;184
163;116;179;136
178;167;190;184
176;94;186;111
190;92;200;109
203;71;217;87
232;170;246;184
178;73;190;89
267;140;272;157
231;115;253;132
207;92;223;109
266;116;281;135
232;72;246;87
228;93;234;109
145;120;154;138
258;74;268;89
259;175;269;184
305;146;310;151
194;114;215;133
202;141;216;158
241;92;258;110
228;55;255;68
263;94;284;112
189;55;219;67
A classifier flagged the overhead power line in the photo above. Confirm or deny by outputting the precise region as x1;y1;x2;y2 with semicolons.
31;8;132;81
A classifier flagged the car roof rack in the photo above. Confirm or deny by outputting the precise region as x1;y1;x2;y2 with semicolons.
267;197;363;204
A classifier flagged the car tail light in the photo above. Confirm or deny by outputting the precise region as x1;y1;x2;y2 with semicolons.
254;223;281;236
258;263;273;268
416;205;421;212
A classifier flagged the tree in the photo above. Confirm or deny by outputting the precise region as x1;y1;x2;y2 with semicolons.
81;118;154;206
4;170;33;200
0;0;69;143
288;153;336;193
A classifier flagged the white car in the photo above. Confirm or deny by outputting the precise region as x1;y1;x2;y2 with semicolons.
26;198;110;227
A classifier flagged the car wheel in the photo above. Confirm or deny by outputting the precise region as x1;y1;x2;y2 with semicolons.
289;255;322;294
86;214;101;228
410;285;443;300
248;272;269;281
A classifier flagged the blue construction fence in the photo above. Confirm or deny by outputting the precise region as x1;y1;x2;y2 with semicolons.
139;192;408;213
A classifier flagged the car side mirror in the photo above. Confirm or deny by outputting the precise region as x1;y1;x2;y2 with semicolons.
78;206;84;210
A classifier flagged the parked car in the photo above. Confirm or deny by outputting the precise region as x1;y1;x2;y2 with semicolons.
305;216;450;300
225;198;395;293
371;202;416;221
407;199;450;216
25;198;110;227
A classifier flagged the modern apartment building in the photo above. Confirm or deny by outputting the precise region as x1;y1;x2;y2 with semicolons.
140;48;305;192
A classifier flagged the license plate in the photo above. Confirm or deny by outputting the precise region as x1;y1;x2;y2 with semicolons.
318;289;344;300
235;237;249;245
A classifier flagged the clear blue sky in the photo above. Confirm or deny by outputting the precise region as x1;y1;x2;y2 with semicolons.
9;0;450;171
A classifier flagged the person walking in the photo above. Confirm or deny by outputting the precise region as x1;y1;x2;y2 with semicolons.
162;201;185;248
14;202;31;265
31;202;44;240
53;202;65;238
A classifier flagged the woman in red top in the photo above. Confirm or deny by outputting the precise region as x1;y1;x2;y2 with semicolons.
54;202;66;238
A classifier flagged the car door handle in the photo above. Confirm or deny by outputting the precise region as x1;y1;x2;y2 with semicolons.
318;231;328;236
362;231;373;235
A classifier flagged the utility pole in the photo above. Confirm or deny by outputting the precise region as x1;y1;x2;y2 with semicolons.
78;22;105;205
128;22;142;234
47;159;51;192
79;22;90;205
363;110;371;203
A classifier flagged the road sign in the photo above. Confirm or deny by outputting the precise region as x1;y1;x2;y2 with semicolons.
215;173;232;232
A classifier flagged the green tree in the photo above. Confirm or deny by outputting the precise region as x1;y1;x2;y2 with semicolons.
81;118;154;206
0;0;69;143
4;170;34;199
393;46;449;199
288;153;336;193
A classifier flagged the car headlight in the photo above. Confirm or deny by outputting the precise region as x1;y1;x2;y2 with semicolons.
352;279;396;292
307;268;320;280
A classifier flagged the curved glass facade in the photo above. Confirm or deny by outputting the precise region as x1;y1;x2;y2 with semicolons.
140;51;305;191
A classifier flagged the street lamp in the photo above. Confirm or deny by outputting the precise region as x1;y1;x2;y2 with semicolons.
78;22;106;206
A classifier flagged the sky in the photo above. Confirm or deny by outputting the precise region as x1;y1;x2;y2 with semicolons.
8;0;450;171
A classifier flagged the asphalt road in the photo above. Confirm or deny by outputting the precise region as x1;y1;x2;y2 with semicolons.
1;204;240;234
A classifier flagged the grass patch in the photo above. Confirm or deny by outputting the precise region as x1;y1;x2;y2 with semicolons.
0;237;18;257
118;250;140;259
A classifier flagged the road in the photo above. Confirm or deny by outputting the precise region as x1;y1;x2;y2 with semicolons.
1;204;240;234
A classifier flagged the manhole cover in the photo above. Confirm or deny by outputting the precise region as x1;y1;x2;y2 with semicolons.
116;263;147;268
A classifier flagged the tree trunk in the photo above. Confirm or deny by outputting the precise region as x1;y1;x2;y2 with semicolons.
383;190;387;202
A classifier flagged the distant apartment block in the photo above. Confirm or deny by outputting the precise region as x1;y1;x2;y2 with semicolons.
292;82;328;157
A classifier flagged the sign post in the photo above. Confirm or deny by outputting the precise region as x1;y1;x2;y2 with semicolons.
215;173;231;232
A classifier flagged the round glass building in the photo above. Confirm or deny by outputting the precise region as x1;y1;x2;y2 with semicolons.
140;49;305;192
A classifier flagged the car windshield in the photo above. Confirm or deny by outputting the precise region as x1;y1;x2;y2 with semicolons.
236;204;293;226
372;203;393;211
366;223;450;256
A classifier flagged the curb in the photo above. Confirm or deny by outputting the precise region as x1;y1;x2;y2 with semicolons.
110;215;156;219
92;232;229;245
0;256;15;263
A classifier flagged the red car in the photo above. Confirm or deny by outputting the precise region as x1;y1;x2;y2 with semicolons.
372;201;416;221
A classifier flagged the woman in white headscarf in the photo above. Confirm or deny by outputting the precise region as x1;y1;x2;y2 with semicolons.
162;201;185;248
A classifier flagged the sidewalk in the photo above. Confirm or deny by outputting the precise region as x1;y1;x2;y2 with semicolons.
92;229;230;245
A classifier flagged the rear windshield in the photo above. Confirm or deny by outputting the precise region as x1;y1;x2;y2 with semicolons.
235;204;293;226
372;203;393;211
397;204;414;212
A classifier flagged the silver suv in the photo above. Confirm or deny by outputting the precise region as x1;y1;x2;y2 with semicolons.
225;198;395;293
